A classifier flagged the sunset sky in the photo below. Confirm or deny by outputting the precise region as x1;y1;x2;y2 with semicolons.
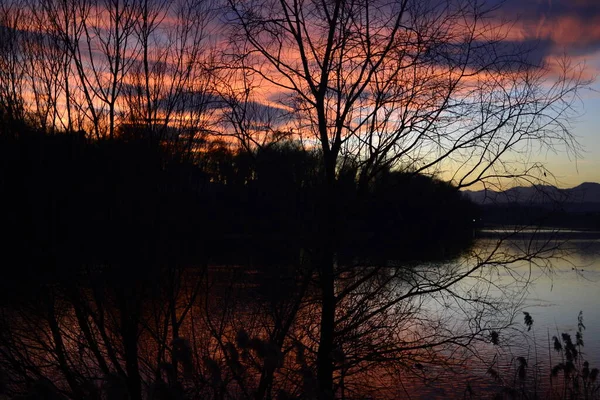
492;0;600;187
225;0;600;188
3;0;599;188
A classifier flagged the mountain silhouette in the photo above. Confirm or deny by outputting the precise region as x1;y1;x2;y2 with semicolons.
463;182;600;206
463;182;600;229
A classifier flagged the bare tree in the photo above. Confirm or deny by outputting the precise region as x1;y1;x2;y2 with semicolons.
225;0;588;397
123;0;218;157
0;0;27;130
215;61;297;154
19;0;75;134
6;0;219;151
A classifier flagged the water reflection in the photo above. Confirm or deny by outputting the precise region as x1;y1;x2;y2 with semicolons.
0;233;599;399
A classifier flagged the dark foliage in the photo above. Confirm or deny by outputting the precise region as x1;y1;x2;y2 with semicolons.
0;130;208;300
342;169;478;261
0;127;477;282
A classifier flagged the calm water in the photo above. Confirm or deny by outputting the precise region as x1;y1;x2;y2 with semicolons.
482;233;600;367
404;231;600;399
1;230;598;399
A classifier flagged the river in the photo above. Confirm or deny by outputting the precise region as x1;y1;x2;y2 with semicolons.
402;230;600;399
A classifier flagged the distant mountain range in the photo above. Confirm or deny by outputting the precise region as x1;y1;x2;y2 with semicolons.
462;183;600;229
462;182;600;206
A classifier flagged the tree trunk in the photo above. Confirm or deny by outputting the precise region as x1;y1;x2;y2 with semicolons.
316;249;335;400
118;291;143;400
316;154;337;400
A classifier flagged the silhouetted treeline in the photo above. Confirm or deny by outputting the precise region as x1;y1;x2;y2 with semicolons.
478;203;600;230
343;170;478;261
0;131;195;298
1;125;477;283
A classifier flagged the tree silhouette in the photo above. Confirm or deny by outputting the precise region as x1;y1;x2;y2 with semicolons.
226;0;587;397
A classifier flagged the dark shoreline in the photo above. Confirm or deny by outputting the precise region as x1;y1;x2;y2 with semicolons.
476;226;600;240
